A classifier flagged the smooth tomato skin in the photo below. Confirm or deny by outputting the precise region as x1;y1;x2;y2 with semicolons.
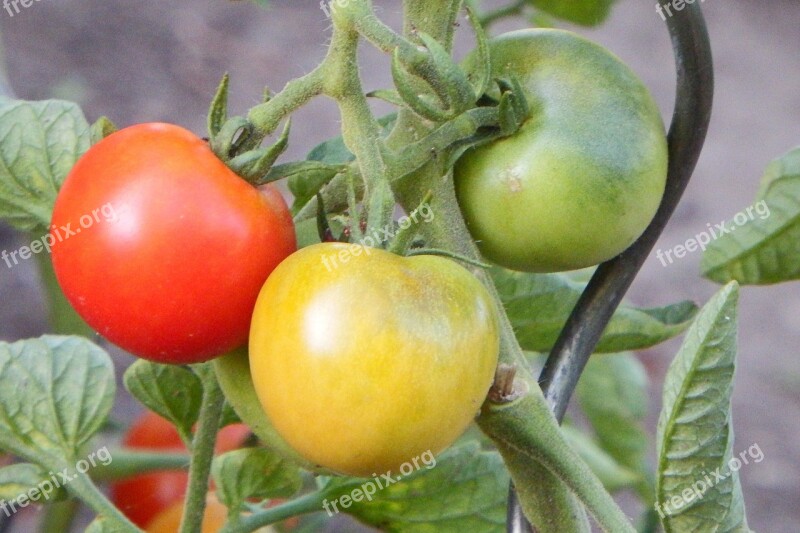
110;411;250;528
50;123;296;363
455;29;668;273
249;243;500;477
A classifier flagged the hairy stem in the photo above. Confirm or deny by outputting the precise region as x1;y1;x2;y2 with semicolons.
179;364;226;533
326;0;395;238
247;67;325;136
67;471;140;532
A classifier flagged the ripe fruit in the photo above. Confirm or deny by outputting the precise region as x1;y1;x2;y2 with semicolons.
50;123;296;363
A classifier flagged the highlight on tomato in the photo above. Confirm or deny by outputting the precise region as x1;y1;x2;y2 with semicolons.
248;243;500;477
50;123;297;364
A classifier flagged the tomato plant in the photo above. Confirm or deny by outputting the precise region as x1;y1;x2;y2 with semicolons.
110;411;250;528
3;0;792;532
50;123;296;364
249;243;499;476
455;29;668;273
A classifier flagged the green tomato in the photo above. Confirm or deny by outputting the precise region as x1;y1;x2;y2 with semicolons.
455;29;668;273
249;243;500;477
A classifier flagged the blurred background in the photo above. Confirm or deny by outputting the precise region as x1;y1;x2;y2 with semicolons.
0;0;798;531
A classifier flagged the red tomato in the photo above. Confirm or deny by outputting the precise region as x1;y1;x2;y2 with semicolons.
50;123;296;363
110;411;250;528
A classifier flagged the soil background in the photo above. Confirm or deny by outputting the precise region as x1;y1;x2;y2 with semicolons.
0;0;798;531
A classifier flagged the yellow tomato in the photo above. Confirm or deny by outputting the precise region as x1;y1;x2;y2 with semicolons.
249;243;500;477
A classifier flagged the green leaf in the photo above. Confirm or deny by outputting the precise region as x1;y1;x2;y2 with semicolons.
392;49;450;122
366;89;406;107
561;426;640;493
576;353;649;473
527;0;616;26
656;282;751;532
89;116;117;145
286;162;342;215
220;401;243;428
306;113;396;166
0;336;114;463
207;73;230;138
229;119;291;184
291;114;395;214
306;132;355;167
341;443;508;532
0;462;68;502
464;3;492;99
492;267;697;353
0;99;90;231
211;447;302;513
702;147;800;285
123;360;203;444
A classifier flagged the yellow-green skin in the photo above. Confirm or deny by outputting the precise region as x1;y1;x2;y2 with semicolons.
249;243;500;477
455;29;668;273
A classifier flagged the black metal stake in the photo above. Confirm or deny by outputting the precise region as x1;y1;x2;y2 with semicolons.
507;3;714;531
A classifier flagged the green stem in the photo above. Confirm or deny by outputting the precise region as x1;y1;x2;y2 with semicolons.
479;0;527;27
325;2;395;240
38;499;80;533
247;66;325;136
503;459;591;533
179;364;226;533
34;241;93;336
343;0;418;55
480;392;635;533
402;0;462;50
221;487;346;533
66;471;140;532
91;450;190;482
393;106;499;177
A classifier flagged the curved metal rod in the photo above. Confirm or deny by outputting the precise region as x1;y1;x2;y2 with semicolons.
508;3;714;531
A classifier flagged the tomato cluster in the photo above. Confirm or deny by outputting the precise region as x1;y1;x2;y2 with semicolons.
51;26;666;491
